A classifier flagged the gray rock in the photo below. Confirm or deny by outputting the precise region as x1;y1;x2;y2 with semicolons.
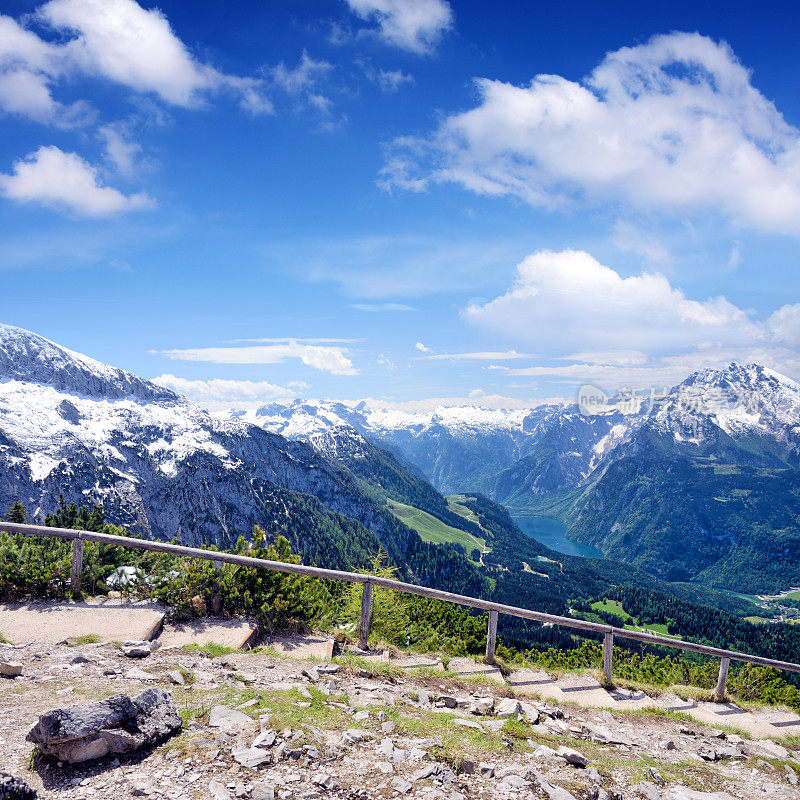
499;774;528;789
123;643;152;659
26;688;181;763
208;705;257;733
253;729;277;748
531;773;578;800
494;698;522;718
635;782;663;800
231;746;272;768
390;777;412;794
0;773;38;800
251;783;275;800
0;662;22;678
478;762;495;777
124;668;156;680
556;745;588;767
647;767;665;785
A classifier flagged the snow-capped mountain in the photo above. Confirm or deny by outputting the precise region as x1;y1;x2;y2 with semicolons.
646;363;800;457
237;362;800;507
0;325;401;548
238;399;565;494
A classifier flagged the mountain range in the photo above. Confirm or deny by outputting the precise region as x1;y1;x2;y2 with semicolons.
3;321;800;594
238;364;800;592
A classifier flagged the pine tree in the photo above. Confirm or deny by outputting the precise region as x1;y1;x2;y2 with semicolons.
5;501;26;524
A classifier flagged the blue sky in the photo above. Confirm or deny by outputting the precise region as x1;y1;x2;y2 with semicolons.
3;0;800;410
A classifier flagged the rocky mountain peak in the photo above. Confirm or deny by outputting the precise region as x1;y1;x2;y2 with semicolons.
0;324;178;403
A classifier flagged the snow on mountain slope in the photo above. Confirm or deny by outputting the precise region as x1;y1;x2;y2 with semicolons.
239;362;800;500
0;325;401;547
237;399;564;494
648;363;800;445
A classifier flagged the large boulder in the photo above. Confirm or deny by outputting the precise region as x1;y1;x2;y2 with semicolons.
27;688;182;763
0;774;37;800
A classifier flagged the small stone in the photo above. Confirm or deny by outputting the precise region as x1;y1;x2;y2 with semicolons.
123;643;152;659
381;720;397;734
647;767;665;786
167;670;185;686
390;777;412;794
208;706;256;733
0;662;22;678
253;730;277;749
125;668;156;680
635;782;663;800
231;746;271;768
251;784;275;800
478;762;495;777
556;746;588;767
494;698;522;718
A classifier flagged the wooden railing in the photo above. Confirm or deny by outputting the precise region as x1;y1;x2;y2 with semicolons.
2;520;799;701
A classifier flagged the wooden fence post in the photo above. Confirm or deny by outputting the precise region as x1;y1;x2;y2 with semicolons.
70;537;84;596
603;632;614;684
358;581;373;651
486;609;498;664
713;657;730;702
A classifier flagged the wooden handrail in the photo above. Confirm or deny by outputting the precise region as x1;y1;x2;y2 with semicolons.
2;520;799;693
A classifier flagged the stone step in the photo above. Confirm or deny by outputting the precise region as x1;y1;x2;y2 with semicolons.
391;654;445;673
656;693;788;739
267;634;335;660
156;618;258;650
447;657;504;683
0;599;164;644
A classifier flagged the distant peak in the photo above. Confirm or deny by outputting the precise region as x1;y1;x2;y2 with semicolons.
0;323;179;403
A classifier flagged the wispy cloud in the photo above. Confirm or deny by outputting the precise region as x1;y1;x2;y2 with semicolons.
153;341;358;376
351;302;415;311
268;234;523;299
343;0;453;54
418;350;537;361
152;374;300;410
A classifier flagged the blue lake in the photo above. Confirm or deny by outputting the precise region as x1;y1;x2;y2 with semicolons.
512;515;603;558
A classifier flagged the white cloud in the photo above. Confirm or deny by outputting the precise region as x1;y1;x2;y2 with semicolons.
0;145;153;215
155;341;358;376
0;0;270;125
464;249;764;354
344;0;453;54
38;0;265;109
506;350;800;390
414;341;432;352
768;304;800;347
384;32;800;234
152;374;299;410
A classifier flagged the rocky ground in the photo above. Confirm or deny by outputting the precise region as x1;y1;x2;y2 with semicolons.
1;638;799;800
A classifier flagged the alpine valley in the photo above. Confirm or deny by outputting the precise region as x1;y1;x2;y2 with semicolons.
4;322;800;664
241;363;800;594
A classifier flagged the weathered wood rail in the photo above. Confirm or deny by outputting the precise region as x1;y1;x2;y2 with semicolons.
2;520;799;700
